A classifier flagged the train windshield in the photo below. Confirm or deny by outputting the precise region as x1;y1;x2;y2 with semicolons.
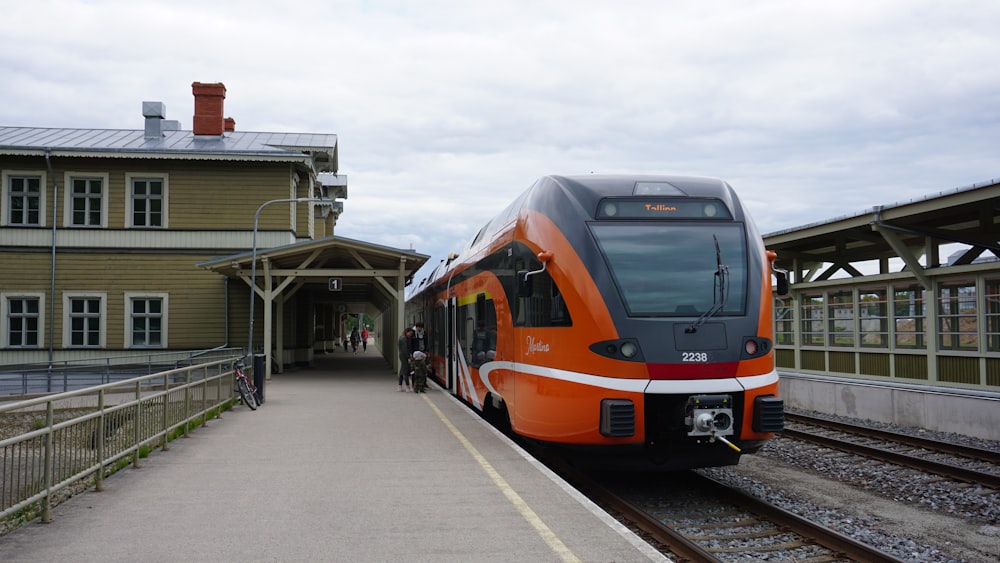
590;223;748;316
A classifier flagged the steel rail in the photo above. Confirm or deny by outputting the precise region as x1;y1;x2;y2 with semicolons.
566;468;718;562
548;456;903;563
692;472;905;563
782;428;1000;489
785;413;1000;464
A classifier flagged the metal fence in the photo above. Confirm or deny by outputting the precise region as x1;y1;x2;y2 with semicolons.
0;348;244;396
0;356;241;527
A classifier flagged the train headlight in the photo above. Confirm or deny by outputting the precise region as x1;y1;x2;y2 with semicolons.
620;341;638;358
602;202;618;217
588;339;644;361
741;337;771;358
703;203;719;217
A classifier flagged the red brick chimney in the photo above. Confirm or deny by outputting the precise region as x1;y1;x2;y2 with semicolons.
192;82;226;136
224;117;236;132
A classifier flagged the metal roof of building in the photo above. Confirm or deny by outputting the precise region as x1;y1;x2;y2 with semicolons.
0;126;339;172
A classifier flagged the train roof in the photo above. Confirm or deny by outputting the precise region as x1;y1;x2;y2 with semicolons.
410;173;743;295
543;174;734;199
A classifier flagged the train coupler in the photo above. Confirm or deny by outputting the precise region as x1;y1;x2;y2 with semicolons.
684;394;735;438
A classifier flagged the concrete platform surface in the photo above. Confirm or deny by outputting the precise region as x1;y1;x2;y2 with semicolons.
0;350;667;563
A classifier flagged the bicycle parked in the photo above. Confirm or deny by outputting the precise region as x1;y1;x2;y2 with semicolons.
233;359;258;410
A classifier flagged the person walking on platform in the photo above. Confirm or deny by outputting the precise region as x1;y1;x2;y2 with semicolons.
411;351;429;393
350;328;361;353
361;327;369;351
397;328;414;392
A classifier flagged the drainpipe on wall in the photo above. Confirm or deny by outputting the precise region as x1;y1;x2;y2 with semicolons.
44;150;58;370
223;275;230;347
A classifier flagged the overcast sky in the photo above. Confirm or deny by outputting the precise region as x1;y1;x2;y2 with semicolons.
3;0;998;282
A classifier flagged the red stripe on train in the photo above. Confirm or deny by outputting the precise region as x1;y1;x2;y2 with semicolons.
647;362;738;379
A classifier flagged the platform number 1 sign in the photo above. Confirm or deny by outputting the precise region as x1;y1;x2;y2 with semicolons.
328;278;342;291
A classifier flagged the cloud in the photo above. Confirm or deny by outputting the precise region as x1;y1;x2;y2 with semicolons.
3;0;999;284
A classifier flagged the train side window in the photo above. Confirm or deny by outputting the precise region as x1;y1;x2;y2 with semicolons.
460;295;498;367
470;293;498;365
513;248;572;327
459;303;474;367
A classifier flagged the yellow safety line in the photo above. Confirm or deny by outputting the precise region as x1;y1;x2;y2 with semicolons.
422;395;582;563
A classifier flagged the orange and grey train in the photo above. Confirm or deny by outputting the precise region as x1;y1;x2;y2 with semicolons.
408;174;787;469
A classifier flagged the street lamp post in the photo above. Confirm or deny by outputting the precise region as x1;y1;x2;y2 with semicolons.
247;197;332;365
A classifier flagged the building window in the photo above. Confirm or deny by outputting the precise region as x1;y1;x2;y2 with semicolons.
127;174;168;228
828;290;854;346
800;293;824;345
2;171;45;226
893;285;926;349
858;288;888;348
938;281;977;351
64;293;106;348
126;293;167;348
987;280;1000;352
774;296;794;345
3;294;44;348
65;173;109;227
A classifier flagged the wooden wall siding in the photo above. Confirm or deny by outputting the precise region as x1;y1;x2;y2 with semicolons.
0;252;250;350
3;228;299;251
1;155;328;365
169;164;293;230
2;157;298;231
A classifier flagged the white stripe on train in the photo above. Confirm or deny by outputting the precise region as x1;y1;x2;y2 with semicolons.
477;361;779;403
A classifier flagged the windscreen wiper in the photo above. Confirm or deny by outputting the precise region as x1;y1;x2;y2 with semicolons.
686;235;729;333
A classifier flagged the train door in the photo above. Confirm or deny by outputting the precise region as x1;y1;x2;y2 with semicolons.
447;295;457;392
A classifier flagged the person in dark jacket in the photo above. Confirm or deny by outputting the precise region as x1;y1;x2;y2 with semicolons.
397;328;414;392
410;321;428;354
350;328;361;353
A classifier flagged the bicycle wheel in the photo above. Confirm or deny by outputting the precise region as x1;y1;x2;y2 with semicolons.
237;377;258;410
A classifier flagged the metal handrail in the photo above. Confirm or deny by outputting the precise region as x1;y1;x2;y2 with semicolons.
0;348;244;397
0;356;241;528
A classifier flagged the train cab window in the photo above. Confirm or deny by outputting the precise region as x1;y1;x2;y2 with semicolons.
591;223;747;317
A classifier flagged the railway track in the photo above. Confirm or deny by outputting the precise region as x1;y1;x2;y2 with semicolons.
782;413;1000;490
564;467;903;562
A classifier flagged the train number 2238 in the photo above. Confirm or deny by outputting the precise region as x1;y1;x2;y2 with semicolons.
682;352;709;362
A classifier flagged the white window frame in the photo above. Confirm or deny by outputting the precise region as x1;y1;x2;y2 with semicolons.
1;170;47;227
125;173;169;228
64;172;110;228
0;292;46;349
63;292;107;349
125;292;168;349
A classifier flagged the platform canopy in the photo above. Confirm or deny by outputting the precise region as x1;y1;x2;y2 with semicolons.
197;235;429;373
764;179;1000;289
